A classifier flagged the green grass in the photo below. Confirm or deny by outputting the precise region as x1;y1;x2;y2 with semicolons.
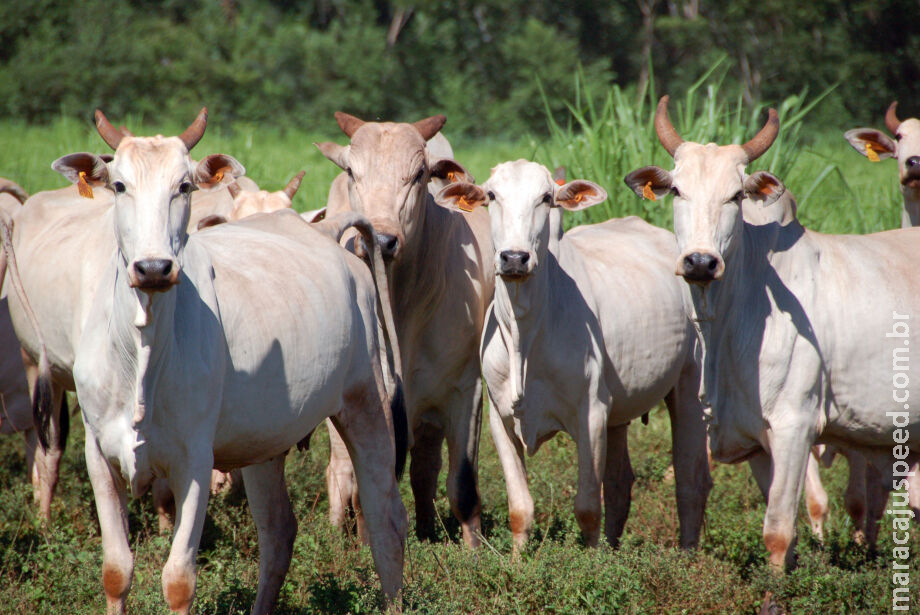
0;88;915;613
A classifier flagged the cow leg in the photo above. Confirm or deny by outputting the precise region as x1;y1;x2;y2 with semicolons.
574;405;606;547
242;453;296;615
325;418;358;533
762;423;812;571
444;378;483;548
602;423;633;548
26;362;65;521
803;451;829;541
409;421;444;541
665;371;712;549
488;394;533;555
23;428;39;503
864;462;888;550
85;432;133;615
843;451;869;544
161;458;212;614
332;380;407;599
152;478;176;534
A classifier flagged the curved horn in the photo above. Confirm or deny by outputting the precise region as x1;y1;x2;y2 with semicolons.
227;181;242;199
654;96;684;157
178;107;208;151
413;114;447;141
741;108;780;163
118;125;134;137
283;171;306;200
94;110;125;151
335;112;366;138
886;101;901;135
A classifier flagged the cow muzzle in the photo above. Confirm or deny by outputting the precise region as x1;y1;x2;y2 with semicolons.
498;250;534;280
375;232;400;261
130;258;180;292
902;157;920;189
677;251;724;284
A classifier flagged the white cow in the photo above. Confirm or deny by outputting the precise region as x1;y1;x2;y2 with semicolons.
36;110;407;614
316;113;494;546
625;96;920;570
435;160;711;551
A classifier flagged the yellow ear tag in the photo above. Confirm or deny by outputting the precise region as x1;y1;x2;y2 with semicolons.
447;171;456;182
214;168;225;183
555;178;565;186
865;142;880;162
642;181;656;201
457;195;474;212
77;171;94;199
573;192;584;203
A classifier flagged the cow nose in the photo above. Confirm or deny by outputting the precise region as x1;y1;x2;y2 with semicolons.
907;156;920;169
133;258;177;290
375;233;399;259
499;250;531;277
682;252;720;283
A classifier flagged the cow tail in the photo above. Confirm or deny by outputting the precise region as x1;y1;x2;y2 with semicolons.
0;209;53;450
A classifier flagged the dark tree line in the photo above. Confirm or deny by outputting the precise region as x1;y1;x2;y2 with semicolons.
0;0;916;136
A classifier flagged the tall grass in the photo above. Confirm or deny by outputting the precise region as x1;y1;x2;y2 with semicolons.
533;57;900;234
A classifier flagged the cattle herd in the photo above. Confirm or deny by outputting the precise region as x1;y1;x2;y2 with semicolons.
0;97;917;613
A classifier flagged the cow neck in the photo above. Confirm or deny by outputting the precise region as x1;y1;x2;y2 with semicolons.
492;251;552;410
902;187;920;228
111;255;179;432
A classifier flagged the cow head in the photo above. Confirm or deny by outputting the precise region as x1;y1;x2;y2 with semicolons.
624;96;781;285
52;108;244;293
315;112;471;262
435;160;606;280
227;171;304;221
845;102;920;192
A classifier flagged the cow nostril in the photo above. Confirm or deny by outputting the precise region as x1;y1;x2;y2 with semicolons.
907;156;920;168
376;233;399;255
519;252;530;265
134;259;174;280
707;257;717;271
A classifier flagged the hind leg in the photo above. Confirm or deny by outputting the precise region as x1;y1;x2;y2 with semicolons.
410;421;444;541
803;451;829;541
325;418;359;534
26;363;66;521
152;478;176;534
444;377;483;547
602;423;633;548
242;454;296;615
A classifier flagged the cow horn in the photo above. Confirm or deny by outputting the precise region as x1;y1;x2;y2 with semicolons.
118;125;134;137
335;112;366;138
654;96;684;157
178;107;208;151
886;101;901;135
413;114;447;141
95;110;125;151
227;181;242;199
283;171;306;200
741;108;780;163
0;179;28;204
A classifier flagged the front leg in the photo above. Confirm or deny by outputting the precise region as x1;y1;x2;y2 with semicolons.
242;453;297;615
84;431;133;615
444;376;484;548
762;418;814;571
161;454;213;614
574;401;606;547
602;423;633;548
488;394;533;556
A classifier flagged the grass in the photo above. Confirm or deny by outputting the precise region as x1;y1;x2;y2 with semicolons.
0;82;915;612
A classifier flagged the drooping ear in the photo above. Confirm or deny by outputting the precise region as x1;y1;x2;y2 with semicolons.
194;154;245;189
554;180;607;211
52;153;110;187
196;214;228;230
430;158;474;186
743;171;786;205
844;128;896;162
435;182;488;213
624;166;672;201
315;142;349;171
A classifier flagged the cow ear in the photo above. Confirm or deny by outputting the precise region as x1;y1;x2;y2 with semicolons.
744;171;786;205
52;153;110;187
195;154;245;189
196;214;228;231
844;128;896;161
315;142;349;171
430;158;474;187
554;180;607;211
435;182;488;213
624;166;672;201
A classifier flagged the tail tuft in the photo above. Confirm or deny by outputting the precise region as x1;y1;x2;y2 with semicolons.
392;377;408;480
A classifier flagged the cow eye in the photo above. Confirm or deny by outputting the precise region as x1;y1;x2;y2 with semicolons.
670;186;682;198
487;191;495;201
179;181;194;195
413;167;425;184
346;167;354;179
896;133;903;141
541;193;552;204
732;191;744;202
113;181;126;194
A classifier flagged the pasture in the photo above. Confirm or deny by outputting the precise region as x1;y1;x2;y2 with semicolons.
0;93;917;613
